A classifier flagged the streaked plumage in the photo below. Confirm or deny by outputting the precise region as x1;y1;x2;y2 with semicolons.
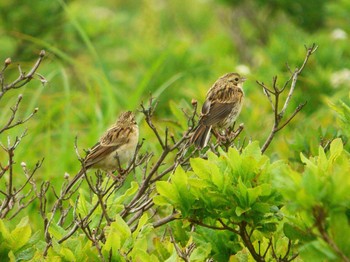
190;73;245;148
64;111;139;194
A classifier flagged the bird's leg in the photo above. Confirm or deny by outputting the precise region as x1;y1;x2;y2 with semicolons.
212;129;228;144
107;171;118;181
113;153;127;175
227;123;244;141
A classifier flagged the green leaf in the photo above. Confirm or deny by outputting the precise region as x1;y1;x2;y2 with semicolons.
48;222;66;240
227;147;241;169
153;195;173;206
259;183;272;196
247;187;260;206
172;166;197;214
235;206;251;216
156;181;179;204
172;166;189;196
329;138;343;163
115;215;131;239
190;242;211;261
259;222;277;233
130;249;159;262
191;157;219;183
164;249;178;262
330;211;350;256
10;216;32;251
76;190;91;217
8;251;15;262
0;219;10;243
236;177;248;208
252;202;271;214
14;246;35;261
241;141;262;160
133;213;149;239
317;144;328;171
104;216;129;252
283;223;315;242
104;232;121;255
115;181;139;204
60;247;76;261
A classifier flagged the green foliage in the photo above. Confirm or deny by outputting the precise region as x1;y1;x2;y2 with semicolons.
156;143;289;260
155;138;350;260
330;95;350;146
0;217;39;261
275;138;350;261
157;142;282;220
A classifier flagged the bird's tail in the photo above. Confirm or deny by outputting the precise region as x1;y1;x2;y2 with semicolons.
190;124;212;149
62;169;86;196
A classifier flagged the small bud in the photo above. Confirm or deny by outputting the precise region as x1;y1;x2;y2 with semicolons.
5;57;12;65
34;107;39;113
21;162;27;168
64;172;70;179
191;99;197;106
18;94;23;100
39;50;46;57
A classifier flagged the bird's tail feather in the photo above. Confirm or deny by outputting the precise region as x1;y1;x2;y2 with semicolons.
190;125;212;148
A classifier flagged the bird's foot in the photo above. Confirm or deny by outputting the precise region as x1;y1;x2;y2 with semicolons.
212;130;229;144
227;123;244;141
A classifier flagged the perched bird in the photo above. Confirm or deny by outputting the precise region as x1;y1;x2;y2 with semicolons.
190;72;246;148
63;111;139;195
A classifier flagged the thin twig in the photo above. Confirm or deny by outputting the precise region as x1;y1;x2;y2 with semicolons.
258;44;317;153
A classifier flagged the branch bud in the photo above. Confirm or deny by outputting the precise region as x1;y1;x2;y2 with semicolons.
64;172;70;179
5;57;11;65
191;99;197;106
39;50;46;57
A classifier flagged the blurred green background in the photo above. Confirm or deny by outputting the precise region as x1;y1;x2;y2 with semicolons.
0;0;349;201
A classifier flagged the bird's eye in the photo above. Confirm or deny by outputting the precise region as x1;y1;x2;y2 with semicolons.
234;77;239;81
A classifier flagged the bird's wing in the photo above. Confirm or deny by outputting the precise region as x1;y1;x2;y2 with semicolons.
99;125;130;147
199;85;243;126
200;101;235;126
84;143;118;168
84;126;130;168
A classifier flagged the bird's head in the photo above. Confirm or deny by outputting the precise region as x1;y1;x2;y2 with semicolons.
223;72;246;87
117;111;136;125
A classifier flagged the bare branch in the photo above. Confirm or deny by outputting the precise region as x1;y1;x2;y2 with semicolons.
153;212;179;228
0;50;46;99
259;44;317;153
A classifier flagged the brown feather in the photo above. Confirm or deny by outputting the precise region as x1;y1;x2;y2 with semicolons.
190;72;245;148
63;111;139;195
190;124;212;148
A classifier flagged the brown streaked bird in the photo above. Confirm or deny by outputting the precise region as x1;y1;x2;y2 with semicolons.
190;72;246;148
63;111;139;195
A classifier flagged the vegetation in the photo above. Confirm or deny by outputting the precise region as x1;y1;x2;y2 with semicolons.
0;0;349;261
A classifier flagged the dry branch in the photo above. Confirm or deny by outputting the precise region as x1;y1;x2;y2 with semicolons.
257;44;318;153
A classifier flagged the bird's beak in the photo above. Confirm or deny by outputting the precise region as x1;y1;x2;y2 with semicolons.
240;77;247;83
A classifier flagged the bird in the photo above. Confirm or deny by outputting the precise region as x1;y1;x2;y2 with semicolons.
190;72;246;148
63;111;139;195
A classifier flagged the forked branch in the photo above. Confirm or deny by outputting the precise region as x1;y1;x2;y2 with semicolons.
257;43;317;153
